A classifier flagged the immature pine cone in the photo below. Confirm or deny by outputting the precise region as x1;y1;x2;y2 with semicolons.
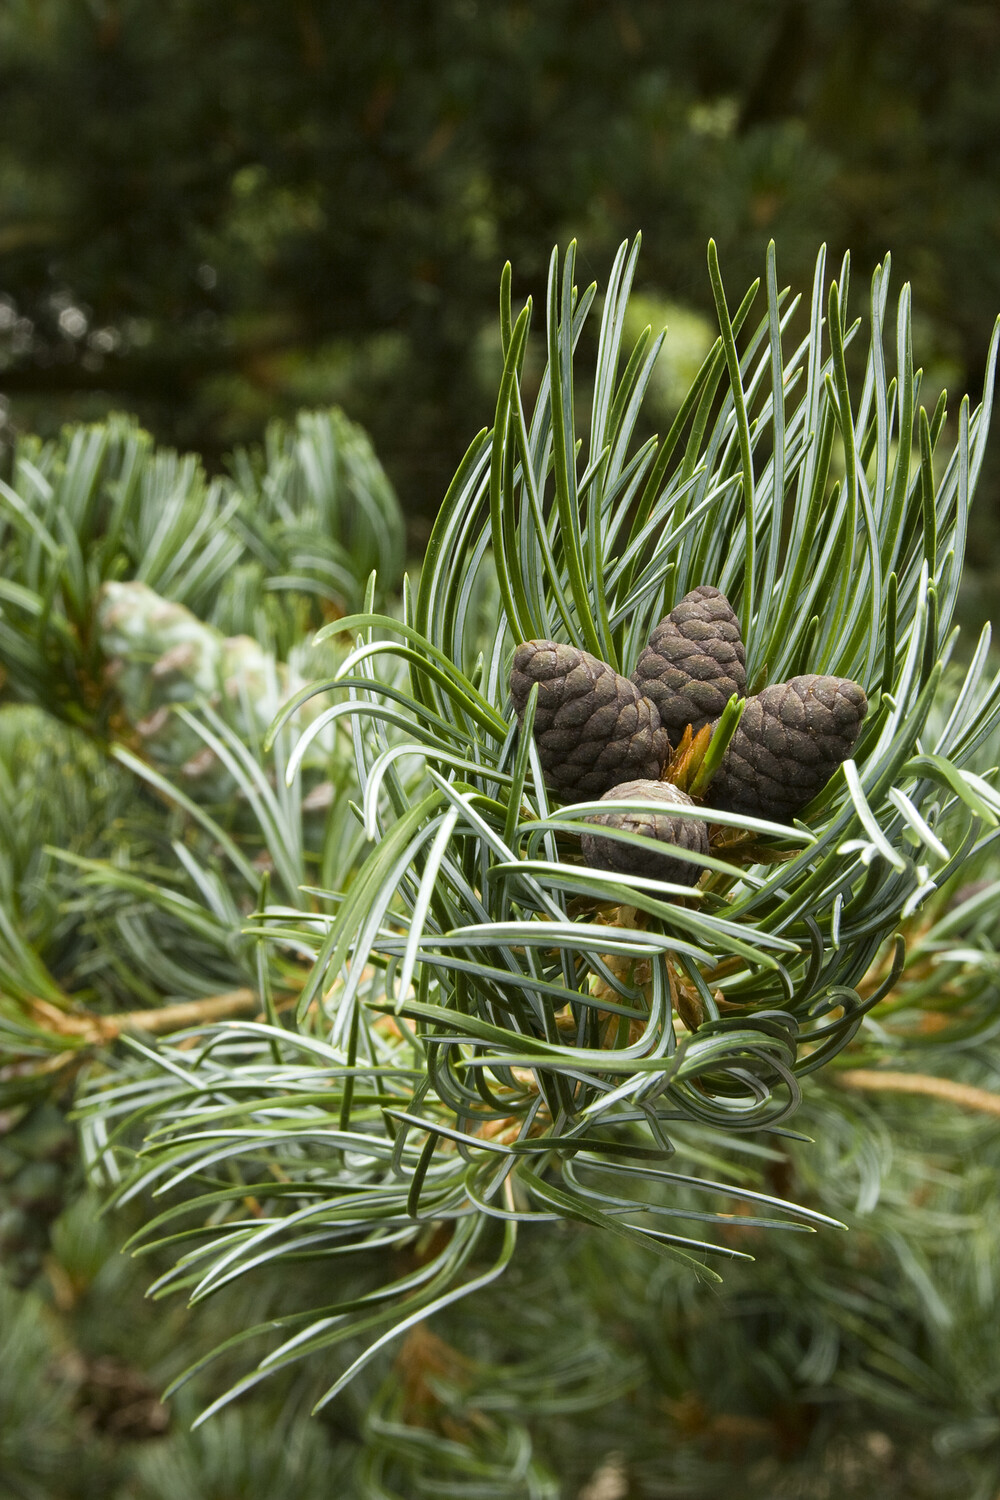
510;641;671;800
0;1104;76;1290
707;674;868;823
581;780;709;886
632;585;747;742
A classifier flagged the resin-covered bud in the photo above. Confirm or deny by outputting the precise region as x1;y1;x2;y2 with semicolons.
580;779;708;886
707;674;868;822
510;641;671;799
632;585;747;741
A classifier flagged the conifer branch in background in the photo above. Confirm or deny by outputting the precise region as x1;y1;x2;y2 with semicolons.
834;1067;1000;1117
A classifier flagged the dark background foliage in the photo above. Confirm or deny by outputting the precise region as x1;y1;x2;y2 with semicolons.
3;0;1000;580
5;7;1000;1495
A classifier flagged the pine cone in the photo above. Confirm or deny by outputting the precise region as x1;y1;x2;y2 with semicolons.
707;674;868;823
0;1104;76;1289
510;641;670;799
581;780;708;886
632;585;747;741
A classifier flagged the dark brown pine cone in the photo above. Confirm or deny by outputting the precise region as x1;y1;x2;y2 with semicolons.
510;641;671;799
581;779;709;886
707;674;868;823
632;585;747;741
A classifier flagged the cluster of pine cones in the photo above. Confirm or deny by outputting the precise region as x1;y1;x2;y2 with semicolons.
510;586;867;887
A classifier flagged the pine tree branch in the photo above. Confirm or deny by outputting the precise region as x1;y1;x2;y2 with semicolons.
833;1068;1000;1119
30;989;261;1045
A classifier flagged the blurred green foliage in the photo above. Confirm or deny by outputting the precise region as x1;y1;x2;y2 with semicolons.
4;8;1000;1493
2;0;1000;566
9;1069;1000;1499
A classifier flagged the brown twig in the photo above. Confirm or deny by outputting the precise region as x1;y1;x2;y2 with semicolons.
30;989;262;1046
834;1068;1000;1119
